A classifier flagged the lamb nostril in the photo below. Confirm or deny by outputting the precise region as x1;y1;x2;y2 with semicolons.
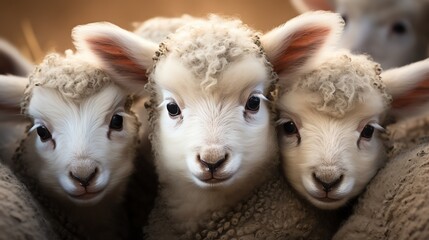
312;173;344;192
69;168;98;187
199;154;228;173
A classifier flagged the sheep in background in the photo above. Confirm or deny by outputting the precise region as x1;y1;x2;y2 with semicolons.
0;50;142;239
276;50;429;209
291;0;429;69
73;11;344;238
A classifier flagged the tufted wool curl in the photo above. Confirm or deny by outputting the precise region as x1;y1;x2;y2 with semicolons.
21;50;111;114
294;51;392;118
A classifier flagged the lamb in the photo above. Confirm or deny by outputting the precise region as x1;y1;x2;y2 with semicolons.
276;50;429;209
72;11;345;238
290;0;429;69
0;50;142;239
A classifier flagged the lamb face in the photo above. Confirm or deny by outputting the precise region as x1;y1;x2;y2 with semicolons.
4;52;142;207
153;53;275;190
26;84;137;205
277;53;390;209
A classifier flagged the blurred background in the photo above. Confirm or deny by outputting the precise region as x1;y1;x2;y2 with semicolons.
0;0;299;63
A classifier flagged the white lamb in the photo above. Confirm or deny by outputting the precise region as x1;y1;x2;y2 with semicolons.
72;11;344;237
291;0;429;69
0;50;141;239
276;50;429;209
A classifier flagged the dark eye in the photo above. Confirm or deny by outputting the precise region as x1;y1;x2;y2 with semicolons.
360;125;375;139
167;102;181;117
36;126;52;142
391;21;407;34
109;114;123;130
283;121;298;135
245;96;260;112
341;14;348;25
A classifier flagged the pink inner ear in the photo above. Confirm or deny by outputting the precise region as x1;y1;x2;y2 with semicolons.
87;37;148;83
392;76;429;108
272;27;330;75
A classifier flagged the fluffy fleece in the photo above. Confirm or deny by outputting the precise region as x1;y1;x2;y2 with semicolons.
147;171;347;240
333;120;429;239
0;161;61;240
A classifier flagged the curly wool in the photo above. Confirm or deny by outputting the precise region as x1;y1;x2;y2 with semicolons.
161;15;263;91
22;50;111;114
175;172;345;240
295;51;392;118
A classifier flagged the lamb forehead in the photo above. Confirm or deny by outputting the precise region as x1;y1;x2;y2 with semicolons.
293;52;391;118
159;15;262;91
155;54;269;98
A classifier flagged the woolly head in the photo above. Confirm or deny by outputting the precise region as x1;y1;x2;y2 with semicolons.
277;50;429;209
11;51;139;205
147;15;279;191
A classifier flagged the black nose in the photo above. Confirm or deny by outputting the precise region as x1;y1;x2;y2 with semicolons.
312;173;343;192
199;156;227;173
69;168;98;187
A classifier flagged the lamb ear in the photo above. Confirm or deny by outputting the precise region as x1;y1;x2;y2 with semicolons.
290;0;334;13
261;11;343;88
0;39;33;77
72;22;158;97
0;75;28;114
382;59;429;113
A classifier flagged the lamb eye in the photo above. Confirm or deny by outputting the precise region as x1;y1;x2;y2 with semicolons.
245;96;260;112
360;125;375;139
392;21;407;34
109;114;123;130
341;14;348;25
283;121;298;135
167;102;181;117
36;126;52;142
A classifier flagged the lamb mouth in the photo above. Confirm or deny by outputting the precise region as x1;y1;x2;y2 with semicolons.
68;189;104;200
196;174;232;185
313;196;342;203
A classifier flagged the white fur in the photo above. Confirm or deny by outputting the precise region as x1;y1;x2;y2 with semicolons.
291;0;429;69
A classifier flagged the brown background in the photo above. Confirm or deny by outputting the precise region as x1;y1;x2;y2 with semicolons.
0;0;299;62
